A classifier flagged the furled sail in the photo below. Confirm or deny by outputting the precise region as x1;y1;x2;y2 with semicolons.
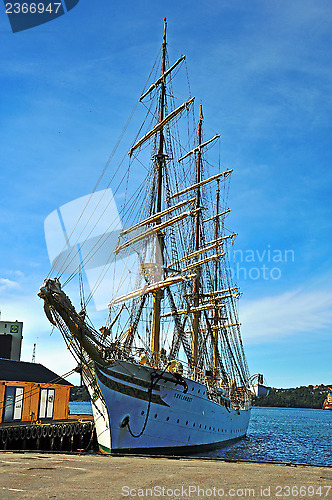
128;97;195;157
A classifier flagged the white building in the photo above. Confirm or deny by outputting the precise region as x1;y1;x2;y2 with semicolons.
0;320;23;360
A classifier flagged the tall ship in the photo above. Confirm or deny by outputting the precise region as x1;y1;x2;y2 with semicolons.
39;20;259;454
323;388;332;410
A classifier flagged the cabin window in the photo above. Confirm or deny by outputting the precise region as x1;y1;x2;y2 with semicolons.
38;388;55;419
3;386;24;422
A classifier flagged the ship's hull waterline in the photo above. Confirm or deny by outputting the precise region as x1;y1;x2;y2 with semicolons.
83;360;251;454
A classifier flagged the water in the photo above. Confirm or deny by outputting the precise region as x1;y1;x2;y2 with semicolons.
69;401;93;415
69;403;332;466
199;407;332;467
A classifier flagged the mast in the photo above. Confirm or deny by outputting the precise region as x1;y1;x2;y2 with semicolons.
151;18;167;363
213;180;220;376
192;105;203;368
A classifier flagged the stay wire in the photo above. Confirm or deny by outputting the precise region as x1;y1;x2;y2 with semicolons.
48;52;161;280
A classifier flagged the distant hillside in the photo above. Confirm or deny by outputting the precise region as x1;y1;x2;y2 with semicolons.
69;386;90;402
253;384;331;409
69;383;331;408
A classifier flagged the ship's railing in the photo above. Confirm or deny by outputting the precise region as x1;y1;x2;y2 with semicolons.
107;345;214;385
104;345;251;406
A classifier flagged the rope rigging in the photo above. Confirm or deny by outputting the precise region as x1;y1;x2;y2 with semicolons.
39;24;251;420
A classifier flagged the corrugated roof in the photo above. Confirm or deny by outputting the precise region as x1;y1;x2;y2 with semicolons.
0;358;72;386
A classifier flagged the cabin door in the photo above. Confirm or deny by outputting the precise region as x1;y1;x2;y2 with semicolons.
38;388;55;419
3;386;24;422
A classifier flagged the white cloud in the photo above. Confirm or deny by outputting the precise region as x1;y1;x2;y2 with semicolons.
0;291;78;380
0;274;96;385
32;343;80;386
241;288;332;343
7;270;24;278
0;278;20;292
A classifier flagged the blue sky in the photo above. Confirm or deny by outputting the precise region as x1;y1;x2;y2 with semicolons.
1;0;332;387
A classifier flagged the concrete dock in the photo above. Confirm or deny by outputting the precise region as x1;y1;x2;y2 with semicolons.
0;452;331;499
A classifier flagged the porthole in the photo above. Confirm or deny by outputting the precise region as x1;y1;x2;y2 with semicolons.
166;417;169;421
199;424;202;428
193;423;195;427
204;425;207;429
198;389;200;393
154;414;157;418
141;411;144;415
209;426;211;430
203;391;205;395
213;427;215;431
186;421;188;425
177;419;180;423
192;387;194;391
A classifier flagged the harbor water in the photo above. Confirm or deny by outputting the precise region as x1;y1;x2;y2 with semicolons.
69;403;332;466
198;406;332;467
69;401;94;415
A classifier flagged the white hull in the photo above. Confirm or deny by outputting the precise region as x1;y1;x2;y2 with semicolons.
84;360;251;454
82;369;112;453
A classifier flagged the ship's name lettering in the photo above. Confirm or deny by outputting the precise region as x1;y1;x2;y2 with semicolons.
174;393;192;402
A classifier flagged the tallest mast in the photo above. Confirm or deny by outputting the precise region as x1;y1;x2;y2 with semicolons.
192;105;203;368
156;17;167;210
151;18;167;363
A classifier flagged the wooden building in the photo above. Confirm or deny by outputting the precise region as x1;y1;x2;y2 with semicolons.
0;359;72;424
